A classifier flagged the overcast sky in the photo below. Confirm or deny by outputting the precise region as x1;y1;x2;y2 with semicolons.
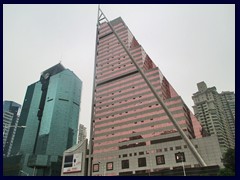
3;4;235;139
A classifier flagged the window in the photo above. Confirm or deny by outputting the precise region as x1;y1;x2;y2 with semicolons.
123;154;127;157
175;152;186;163
156;149;162;153
139;151;144;155
93;163;99;172
47;98;53;102
175;146;182;150
122;160;129;169
138;157;147;167
63;155;73;168
107;162;113;171
170;147;173;151
164;148;168;152
156;155;165;165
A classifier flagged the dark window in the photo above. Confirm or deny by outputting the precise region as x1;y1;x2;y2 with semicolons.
170;147;173;151
134;153;137;156
122;160;129;169
73;102;79;106
64;163;72;168
93;163;99;172
107;162;113;171
119;171;133;176
164;148;168;152
175;152;186;163
59;98;69;102
156;149;162;153
139;151;144;155
64;155;73;168
156;155;165;165
123;154;127;157
138;157;147;167
150;136;182;144
64;155;73;163
175;146;182;150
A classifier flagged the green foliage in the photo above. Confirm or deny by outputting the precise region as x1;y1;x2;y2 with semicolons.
218;148;235;176
218;168;235;176
222;148;235;171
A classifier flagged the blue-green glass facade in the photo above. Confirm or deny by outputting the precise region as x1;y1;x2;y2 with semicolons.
18;64;82;176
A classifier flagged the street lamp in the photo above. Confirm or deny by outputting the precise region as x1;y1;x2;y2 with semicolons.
176;152;186;176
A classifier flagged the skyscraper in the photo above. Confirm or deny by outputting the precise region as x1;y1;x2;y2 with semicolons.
3;101;21;157
13;63;82;176
89;12;222;176
219;91;235;142
192;81;235;154
78;124;87;143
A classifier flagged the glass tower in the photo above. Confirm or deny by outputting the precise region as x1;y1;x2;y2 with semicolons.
18;63;82;176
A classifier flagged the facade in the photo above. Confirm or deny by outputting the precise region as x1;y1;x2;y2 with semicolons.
78;124;87;143
3;101;21;157
61;139;88;176
3;111;14;154
89;16;222;176
219;91;235;141
14;63;82;176
192;81;235;154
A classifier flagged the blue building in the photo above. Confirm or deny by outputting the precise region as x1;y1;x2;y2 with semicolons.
3;101;21;157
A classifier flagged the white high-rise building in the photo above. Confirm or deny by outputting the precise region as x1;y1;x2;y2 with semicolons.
78;124;87;143
192;81;235;154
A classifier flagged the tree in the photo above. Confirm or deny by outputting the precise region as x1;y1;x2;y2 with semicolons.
218;148;235;176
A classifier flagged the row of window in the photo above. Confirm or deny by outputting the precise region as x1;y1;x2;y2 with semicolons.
93;152;186;172
117;145;198;158
119;151;146;158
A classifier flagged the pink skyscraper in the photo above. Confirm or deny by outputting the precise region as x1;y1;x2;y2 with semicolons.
89;14;222;176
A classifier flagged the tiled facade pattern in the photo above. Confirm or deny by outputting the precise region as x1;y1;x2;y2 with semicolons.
90;17;209;176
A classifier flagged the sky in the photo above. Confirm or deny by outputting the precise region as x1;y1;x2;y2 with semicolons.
3;4;235;139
